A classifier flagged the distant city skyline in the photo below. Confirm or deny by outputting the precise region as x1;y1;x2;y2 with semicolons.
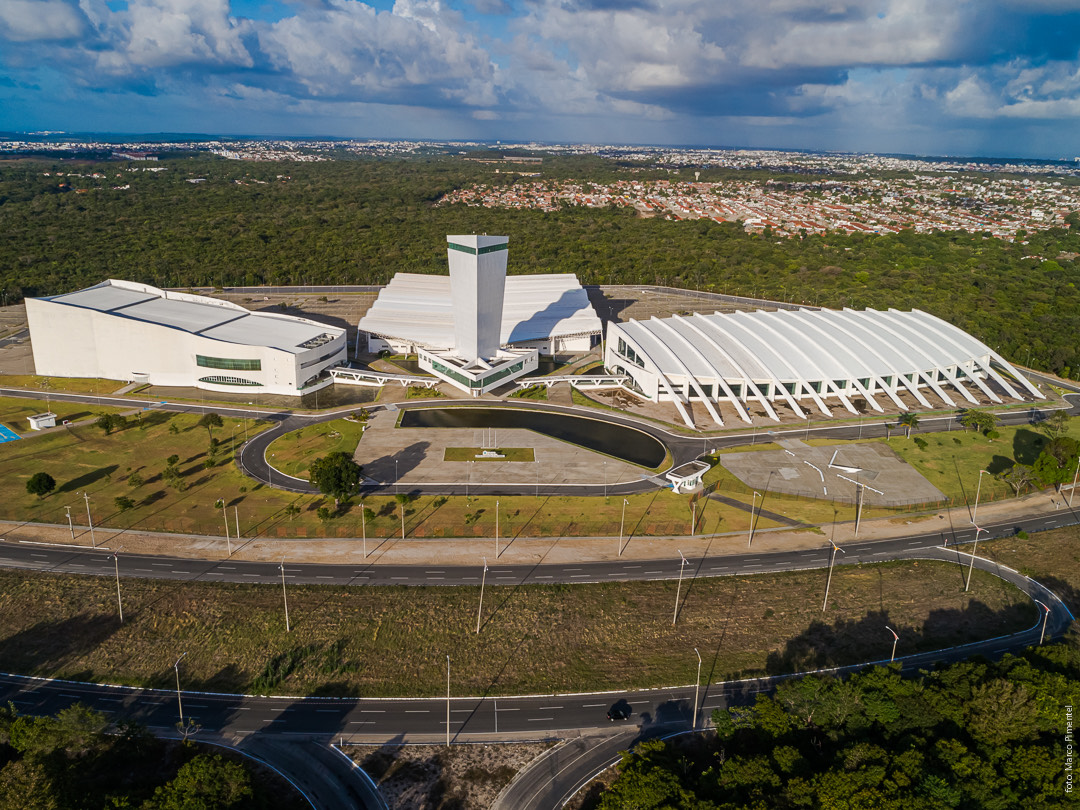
4;1;1080;160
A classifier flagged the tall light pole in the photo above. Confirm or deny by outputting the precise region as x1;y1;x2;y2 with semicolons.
112;549;124;623
173;652;187;726
476;557;488;634
1070;457;1080;509
964;525;988;592
971;469;989;525
280;559;291;631
692;647;702;730
748;491;761;548
822;539;846;612
672;550;689;625
445;655;451;747
394;459;399;494
1034;599;1051;644
536;459;540;498
400;496;406;540
219;499;231;556
234;506;241;545
64;506;74;541
495;499;500;558
603;461;608;499
619;498;628;556
853;483;864;540
82;492;96;548
885;626;899;663
361;500;367;559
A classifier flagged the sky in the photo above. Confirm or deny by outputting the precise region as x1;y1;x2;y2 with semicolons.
4;0;1080;158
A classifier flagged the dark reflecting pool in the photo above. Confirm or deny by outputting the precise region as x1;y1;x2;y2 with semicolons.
400;407;666;468
139;384;378;410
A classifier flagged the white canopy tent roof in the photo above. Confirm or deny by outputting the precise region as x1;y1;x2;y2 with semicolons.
358;272;602;350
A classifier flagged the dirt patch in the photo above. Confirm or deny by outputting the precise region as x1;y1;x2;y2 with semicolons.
350;741;556;809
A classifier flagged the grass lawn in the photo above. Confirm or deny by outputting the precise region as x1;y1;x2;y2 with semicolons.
350;488;783;539
443;447;536;462
509;385;548;400
0;395;133;435
265;418;368;479
886;417;1080;506
0;374;121;395
980;524;1080;615
0;557;1032;698
0;407;308;538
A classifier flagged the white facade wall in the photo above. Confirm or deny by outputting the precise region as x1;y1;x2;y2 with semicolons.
447;235;508;362
27;296;346;397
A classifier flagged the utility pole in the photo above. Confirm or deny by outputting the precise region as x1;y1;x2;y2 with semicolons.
619;498;628;556
65;506;74;541
748;491;761;548
971;469;989;525
1034;599;1051;644
280;559;291;631
692;647;702;730
221;500;231;556
445;655;451;747
173;652;187;726
822;539;846;612
495;499;500;558
234;506;241;544
964;526;988;592
476;557;488;634
886;626;898;663
672;550;689;625
112;549;124;623
1070;457;1079;509
82;492;96;548
361;500;367;559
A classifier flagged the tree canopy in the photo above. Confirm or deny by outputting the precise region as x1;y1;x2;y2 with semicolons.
308;451;362;504
25;472;55;498
596;641;1080;809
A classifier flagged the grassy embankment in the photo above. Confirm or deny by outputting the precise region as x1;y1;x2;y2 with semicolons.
0;556;1036;698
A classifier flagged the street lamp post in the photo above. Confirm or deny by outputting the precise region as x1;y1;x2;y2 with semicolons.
361;500;367;559
603;461;608;499
886;626;899;663
1070;457;1080;509
964;525;989;592
64;506;74;541
748;491;761;548
400;497;406;540
221;500;231;556
692;647;702;730
445;655;451;747
82;492;96;548
971;469;989;525
853;483;864;540
234;506;241;544
112;549;124;623
495;499;500;558
476;557;488;634
822;539;846;612
619;498;628;556
672;550;689;625
280;559;291;631
1034;599;1051;644
173;652;187;726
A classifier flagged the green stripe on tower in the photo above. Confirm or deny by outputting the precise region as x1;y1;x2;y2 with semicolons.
447;241;508;256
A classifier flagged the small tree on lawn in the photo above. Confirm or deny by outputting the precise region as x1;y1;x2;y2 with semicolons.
96;413;126;435
1037;410;1070;442
26;472;56;498
113;496;135;511
198;413;224;440
308;451;362;508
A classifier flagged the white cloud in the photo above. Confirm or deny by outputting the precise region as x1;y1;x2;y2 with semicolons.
0;0;85;41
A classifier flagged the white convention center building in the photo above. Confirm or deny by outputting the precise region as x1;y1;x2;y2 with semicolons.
357;235;602;394
605;307;1043;428
26;280;346;396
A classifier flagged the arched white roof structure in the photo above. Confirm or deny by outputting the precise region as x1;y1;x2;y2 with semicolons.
605;307;1042;428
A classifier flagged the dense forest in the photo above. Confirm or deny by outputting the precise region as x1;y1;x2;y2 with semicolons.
593;641;1079;809
0;703;301;809
1;155;1079;376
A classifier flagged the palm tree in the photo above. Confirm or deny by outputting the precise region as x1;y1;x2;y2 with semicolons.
898;412;920;438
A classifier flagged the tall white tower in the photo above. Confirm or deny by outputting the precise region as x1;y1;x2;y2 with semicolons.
447;235;508;363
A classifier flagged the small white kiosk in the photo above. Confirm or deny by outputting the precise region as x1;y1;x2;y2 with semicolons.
27;412;57;431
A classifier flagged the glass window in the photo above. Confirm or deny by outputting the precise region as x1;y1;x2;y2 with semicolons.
197;355;261;371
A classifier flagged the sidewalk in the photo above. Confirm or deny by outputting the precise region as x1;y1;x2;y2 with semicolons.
1;487;1072;567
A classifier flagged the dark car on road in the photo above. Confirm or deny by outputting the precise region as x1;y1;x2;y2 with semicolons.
607;700;632;721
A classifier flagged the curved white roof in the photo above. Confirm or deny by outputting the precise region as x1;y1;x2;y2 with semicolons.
359;272;601;349
612;306;1042;413
42;280;343;354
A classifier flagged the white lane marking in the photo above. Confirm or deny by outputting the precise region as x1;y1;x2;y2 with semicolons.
404;710;429;714
582;703;606;708
527;717;554;721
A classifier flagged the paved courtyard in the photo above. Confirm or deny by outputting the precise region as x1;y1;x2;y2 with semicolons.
354;409;651;491
718;439;945;507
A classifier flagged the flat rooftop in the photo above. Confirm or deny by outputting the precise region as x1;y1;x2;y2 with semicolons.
44;281;343;354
